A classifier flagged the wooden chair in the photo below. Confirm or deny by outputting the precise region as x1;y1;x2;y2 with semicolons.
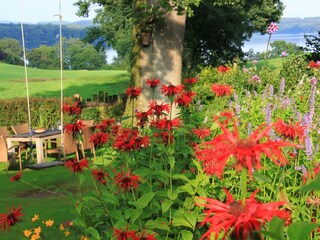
0;135;21;175
80;126;96;161
0;126;9;136
45;132;80;161
82;120;94;127
11;123;31;162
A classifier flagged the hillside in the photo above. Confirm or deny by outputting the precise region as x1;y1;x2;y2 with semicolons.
278;17;320;34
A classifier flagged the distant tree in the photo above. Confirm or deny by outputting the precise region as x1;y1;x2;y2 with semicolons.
65;38;106;70
27;45;60;69
270;40;301;58
0;38;23;65
304;31;320;61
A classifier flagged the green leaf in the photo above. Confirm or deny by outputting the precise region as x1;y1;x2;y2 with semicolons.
124;209;143;223
177;184;195;195
287;222;319;240
172;217;192;229
301;175;320;193
82;196;101;204
260;217;285;240
109;209;124;221
145;219;170;231
72;218;86;228
180;230;193;240
168;156;175;169
136;192;156;209
87;227;101;240
185;212;197;229
252;171;272;183
102;192;120;206
167;189;178;200
173;174;191;183
161;199;174;214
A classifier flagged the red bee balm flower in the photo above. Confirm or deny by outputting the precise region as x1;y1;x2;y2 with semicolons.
148;100;170;117
216;65;230;73
275;119;306;143
90;132;109;147
113;227;137;240
91;169;108;185
184;77;198;85
211;84;232;97
161;83;184;97
64;120;85;136
197;189;290;240
65;158;89;173
309;60;320;68
146;78;160;89
134;230;157;240
0;206;23;232
115;170;140;192
195;120;301;178
193;128;211;139
96;118;115;133
63;101;81;115
10;172;22;182
126;87;142;100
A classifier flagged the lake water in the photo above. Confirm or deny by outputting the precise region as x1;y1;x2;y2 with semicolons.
243;33;317;52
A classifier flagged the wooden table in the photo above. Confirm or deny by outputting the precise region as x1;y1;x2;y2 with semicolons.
6;129;62;164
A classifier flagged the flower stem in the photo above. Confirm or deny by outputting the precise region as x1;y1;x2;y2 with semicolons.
240;169;247;205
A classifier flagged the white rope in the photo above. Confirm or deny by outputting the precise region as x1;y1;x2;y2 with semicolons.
57;0;64;147
19;0;32;135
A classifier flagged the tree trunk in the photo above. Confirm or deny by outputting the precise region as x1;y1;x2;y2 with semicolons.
123;3;186;126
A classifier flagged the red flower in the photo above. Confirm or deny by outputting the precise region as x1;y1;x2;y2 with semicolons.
211;84;232;97
309;60;320;68
126;87;142;100
96;119;115;133
146;78;160;89
161;83;184;97
136;110;152;128
113;128;149;151
195;120;300;178
115;170;140;192
90;132;109;147
193;128;211;139
10;172;22;182
275;119;306;143
0;206;23;232
216;65;230;73
91;169;108;185
148;100;170;118
150;117;181;131
197;189;290;240
65;158;89;173
113;227;137;240
174;91;196;107
184;77;198;85
153;131;174;145
134;230;157;240
214;111;234;125
64;120;85;136
63;101;81;115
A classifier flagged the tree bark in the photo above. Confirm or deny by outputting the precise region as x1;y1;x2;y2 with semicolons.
123;3;186;126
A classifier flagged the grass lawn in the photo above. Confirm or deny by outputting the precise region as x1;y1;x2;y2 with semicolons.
0;161;96;240
245;57;284;73
0;63;130;100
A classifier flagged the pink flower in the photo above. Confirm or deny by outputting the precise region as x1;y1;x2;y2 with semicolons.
266;22;279;34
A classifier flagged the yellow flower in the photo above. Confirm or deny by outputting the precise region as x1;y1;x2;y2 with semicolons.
64;230;70;236
59;224;64;230
32;214;39;222
23;229;32;237
31;233;41;240
34;226;41;235
45;219;54;227
80;236;89;240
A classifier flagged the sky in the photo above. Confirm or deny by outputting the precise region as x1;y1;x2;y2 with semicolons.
0;0;320;23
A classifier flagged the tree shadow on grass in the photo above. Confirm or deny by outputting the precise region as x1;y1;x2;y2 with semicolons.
32;79;130;100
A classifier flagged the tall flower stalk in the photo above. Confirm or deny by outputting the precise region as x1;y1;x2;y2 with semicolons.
265;22;279;60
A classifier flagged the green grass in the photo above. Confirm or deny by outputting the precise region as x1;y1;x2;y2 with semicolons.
0;159;102;240
245;57;284;73
0;63;130;100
